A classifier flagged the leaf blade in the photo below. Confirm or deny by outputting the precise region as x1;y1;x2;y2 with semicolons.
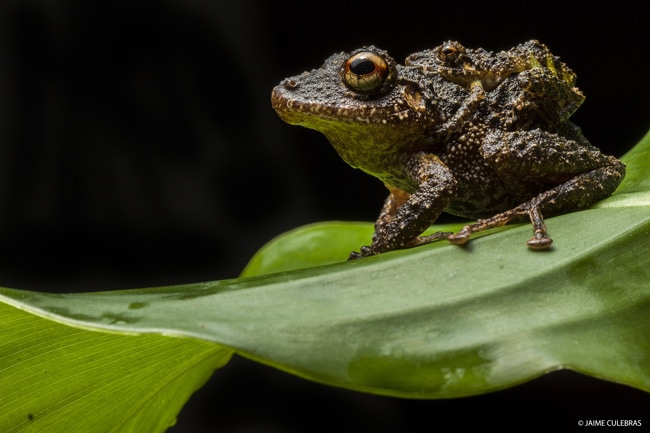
0;302;231;433
1;206;648;398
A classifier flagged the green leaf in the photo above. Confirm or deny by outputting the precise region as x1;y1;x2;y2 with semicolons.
240;221;376;275
0;130;649;430
0;302;230;432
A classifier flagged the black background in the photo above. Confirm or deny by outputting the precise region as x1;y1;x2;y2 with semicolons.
0;0;648;431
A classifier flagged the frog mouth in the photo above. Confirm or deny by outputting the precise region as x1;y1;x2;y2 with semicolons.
271;81;429;161
271;80;421;127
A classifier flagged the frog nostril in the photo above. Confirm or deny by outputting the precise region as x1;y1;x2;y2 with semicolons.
284;79;299;90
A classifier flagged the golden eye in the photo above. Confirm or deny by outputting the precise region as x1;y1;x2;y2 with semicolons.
342;51;391;94
440;44;457;57
438;42;464;62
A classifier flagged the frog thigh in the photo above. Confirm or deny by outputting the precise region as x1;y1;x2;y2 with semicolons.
479;128;614;179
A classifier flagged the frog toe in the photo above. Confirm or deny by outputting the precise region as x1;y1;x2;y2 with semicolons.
447;228;472;245
526;229;553;249
348;245;377;260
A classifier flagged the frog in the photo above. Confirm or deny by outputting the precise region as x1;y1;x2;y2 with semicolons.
271;44;626;259
405;39;579;92
406;40;585;125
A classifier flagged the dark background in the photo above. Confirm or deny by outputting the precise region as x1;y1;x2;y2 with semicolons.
0;0;648;431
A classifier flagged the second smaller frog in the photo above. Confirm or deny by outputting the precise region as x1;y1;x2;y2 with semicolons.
405;40;578;91
407;40;585;126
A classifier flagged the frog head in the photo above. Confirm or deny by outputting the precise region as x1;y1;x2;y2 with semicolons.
271;47;437;178
406;41;506;91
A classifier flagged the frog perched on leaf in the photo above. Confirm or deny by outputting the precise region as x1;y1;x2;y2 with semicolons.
271;42;625;259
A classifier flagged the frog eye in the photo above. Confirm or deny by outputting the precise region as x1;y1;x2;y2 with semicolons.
438;42;463;62
440;44;457;56
342;51;392;94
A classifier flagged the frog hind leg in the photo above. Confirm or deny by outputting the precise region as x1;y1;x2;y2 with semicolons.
448;159;626;249
447;196;549;248
449;127;626;248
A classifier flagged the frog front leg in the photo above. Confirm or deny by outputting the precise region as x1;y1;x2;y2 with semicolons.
349;153;458;259
448;128;626;248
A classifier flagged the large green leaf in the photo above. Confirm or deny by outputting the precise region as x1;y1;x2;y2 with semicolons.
0;303;230;432
0;130;649;431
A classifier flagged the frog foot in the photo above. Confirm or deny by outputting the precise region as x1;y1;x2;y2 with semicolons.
348;251;363;260
447;227;472;245
446;203;555;249
525;206;553;249
348;247;372;260
526;228;553;249
349;231;454;260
